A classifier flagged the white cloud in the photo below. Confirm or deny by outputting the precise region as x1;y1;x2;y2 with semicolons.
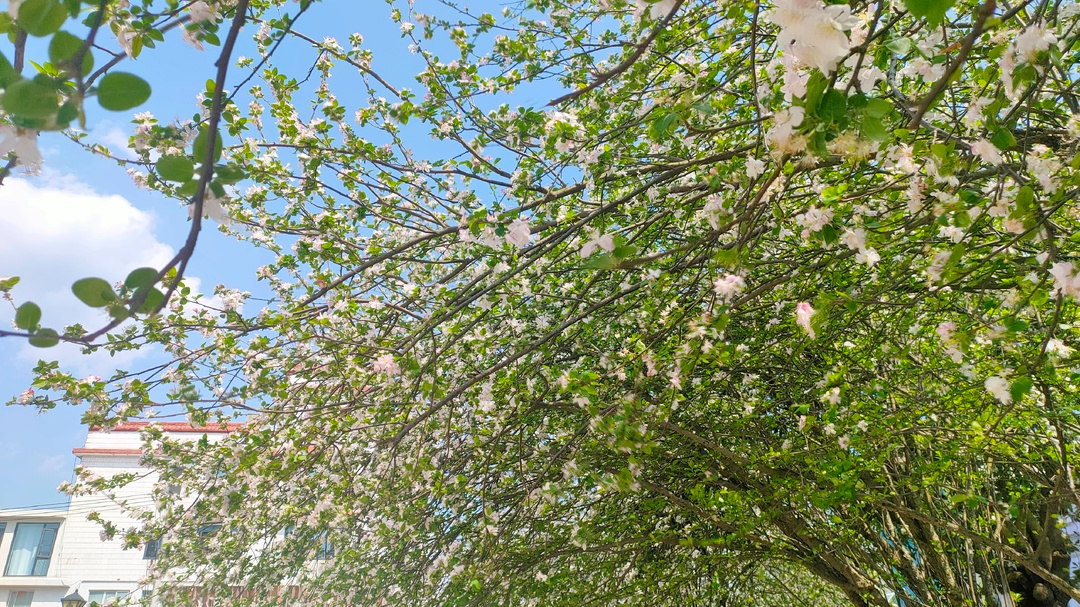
93;125;139;159
0;174;176;375
37;453;70;473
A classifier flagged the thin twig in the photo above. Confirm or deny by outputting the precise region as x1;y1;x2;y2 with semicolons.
548;0;684;106
907;1;996;129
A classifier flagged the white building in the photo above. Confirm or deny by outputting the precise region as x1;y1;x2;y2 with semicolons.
0;422;239;607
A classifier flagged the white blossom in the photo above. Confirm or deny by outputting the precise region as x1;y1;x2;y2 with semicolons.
969;139;1003;165
0;126;43;173
745;156;765;179
1050;262;1080;299
189;192;231;224
187;1;220;23
768;0;858;74
635;0;677;21
580;231;615;257
984;375;1011;405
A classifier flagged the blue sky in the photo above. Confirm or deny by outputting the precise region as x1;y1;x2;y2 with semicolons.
0;1;435;508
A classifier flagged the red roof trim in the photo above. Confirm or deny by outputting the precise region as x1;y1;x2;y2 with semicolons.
91;422;242;433
72;448;144;456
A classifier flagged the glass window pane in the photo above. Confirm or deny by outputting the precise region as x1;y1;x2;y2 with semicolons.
4;523;58;576
89;590;129;606
36;525;58;558
143;538;160;560
8;591;34;607
5;523;43;576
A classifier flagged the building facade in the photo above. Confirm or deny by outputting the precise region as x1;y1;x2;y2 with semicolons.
0;422;238;607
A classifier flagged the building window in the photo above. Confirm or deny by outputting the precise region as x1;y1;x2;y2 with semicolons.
316;536;334;560
88;590;129;606
4;523;59;576
143;538;161;560
0;522;6;542
7;591;33;607
143;535;162;561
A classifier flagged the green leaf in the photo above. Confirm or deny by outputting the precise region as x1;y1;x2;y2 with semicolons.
156;155;195;182
193;126;223;163
821;224;839;246
1009;377;1033;403
55;101;79;126
28;327;60;348
808;130;828;156
96;72;151;111
0;52;20;87
136;287;165;314
108;304;131;321
860;116;890;142
214;164;245;185
581;254;620;270
948;243;966;266
14;302;41;330
124;267;159;290
691;101;714;116
803;72;828;110
864;98;893;119
0;276;19;291
71;277;115;308
649;111;679;140
17;0;67;37
176;179;200;197
885;37;913;55
1004;317;1028;332
990;127;1016;151
819;89;847;123
2;77;59;120
48;30;92;76
905;0;956;26
1015;186;1034;213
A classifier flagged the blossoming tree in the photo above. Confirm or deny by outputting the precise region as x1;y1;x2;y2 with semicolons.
7;0;1080;605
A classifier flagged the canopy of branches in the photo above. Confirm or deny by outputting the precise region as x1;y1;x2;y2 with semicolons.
5;0;1080;605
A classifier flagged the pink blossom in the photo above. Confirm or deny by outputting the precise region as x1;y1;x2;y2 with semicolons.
372;353;400;376
936;322;956;343
505;217;531;247
795;302;816;339
667;369;682;389
712;274;746;302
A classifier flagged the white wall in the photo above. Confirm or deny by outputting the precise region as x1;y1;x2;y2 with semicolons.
58;453;155;589
0;423;238;607
0;510;69;607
